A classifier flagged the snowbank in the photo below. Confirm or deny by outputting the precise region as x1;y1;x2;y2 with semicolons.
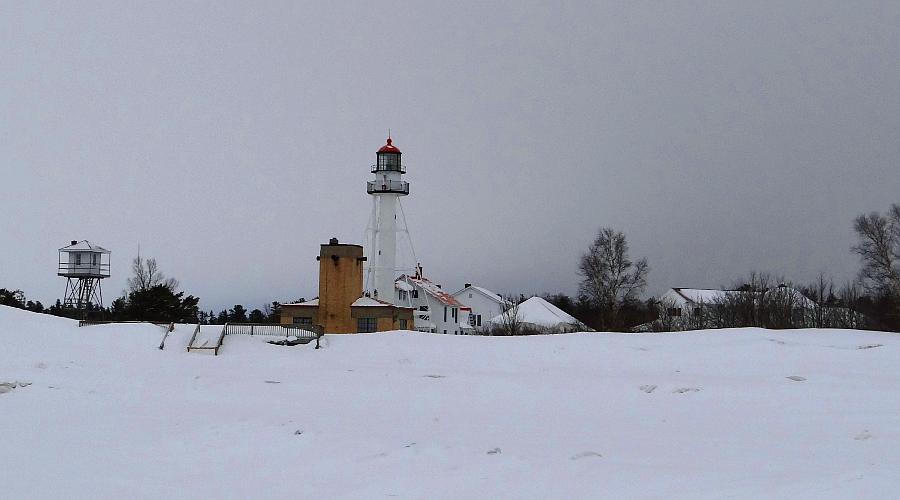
1;305;897;499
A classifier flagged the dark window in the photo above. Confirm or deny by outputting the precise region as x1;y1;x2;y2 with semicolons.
443;330;447;335
75;254;82;265
666;307;682;317
399;319;408;330
444;307;447;322
358;317;377;333
469;315;476;327
293;317;313;326
693;307;702;316
477;315;482;326
412;290;418;298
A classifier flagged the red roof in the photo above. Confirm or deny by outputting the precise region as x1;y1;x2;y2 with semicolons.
377;137;401;154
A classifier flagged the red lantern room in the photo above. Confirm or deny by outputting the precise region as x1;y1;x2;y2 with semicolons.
374;137;404;173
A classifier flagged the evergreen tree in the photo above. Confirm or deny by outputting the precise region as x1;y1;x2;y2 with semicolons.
229;305;248;323
248;309;266;323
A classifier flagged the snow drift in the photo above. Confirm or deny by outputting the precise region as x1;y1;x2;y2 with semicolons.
0;304;897;499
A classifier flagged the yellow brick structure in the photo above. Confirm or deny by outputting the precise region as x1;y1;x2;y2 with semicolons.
280;238;413;334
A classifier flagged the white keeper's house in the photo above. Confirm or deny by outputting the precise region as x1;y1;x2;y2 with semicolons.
395;268;474;335
451;284;510;332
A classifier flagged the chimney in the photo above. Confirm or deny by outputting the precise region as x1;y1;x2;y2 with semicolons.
464;283;472;289
329;237;339;245
71;240;78;245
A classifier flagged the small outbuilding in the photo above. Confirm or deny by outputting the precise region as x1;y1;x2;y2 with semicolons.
489;296;587;333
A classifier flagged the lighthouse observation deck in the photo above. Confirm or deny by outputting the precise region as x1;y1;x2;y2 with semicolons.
367;179;409;195
371;163;406;174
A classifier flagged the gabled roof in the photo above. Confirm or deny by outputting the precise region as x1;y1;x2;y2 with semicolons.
664;286;816;308
59;240;110;253
451;284;510;305
669;288;738;305
351;297;395;307
489;297;584;328
397;275;464;307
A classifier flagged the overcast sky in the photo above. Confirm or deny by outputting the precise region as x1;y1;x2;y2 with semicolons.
2;1;900;312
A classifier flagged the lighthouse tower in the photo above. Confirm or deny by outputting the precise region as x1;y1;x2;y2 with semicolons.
366;136;409;303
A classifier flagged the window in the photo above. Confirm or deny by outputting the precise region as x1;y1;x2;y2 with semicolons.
412;290;419;299
443;330;447;335
477;314;482;327
452;308;457;321
444;307;447;322
469;293;472;298
398;290;408;301
92;254;97;265
693;307;702;317
75;254;82;265
469;315;476;327
358;317;377;333
666;307;682;317
293;317;313;326
399;319;408;330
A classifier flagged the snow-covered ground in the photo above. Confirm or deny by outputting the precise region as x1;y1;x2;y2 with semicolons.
1;304;897;499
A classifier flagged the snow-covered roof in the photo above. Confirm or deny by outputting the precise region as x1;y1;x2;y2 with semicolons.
670;288;738;304
59;240;110;253
764;286;817;309
451;284;510;305
352;297;394;307
395;280;414;292
662;287;816;309
284;298;319;306
398;275;464;307
489;297;584;328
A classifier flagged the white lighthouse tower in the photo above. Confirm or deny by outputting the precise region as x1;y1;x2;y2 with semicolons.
366;136;409;303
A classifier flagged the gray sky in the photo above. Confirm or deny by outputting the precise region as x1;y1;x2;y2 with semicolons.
2;1;900;313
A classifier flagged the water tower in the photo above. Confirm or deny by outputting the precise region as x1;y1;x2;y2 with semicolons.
58;240;110;311
365;136;410;303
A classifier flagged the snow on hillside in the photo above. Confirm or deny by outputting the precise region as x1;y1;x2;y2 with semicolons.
1;304;898;499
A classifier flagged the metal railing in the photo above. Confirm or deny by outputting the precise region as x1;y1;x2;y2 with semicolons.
57;263;111;278
371;164;406;174
367;180;409;195
223;323;322;337
224;323;323;349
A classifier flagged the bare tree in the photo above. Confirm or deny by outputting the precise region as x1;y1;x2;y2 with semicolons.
492;294;525;336
126;255;179;293
853;204;900;298
578;228;649;331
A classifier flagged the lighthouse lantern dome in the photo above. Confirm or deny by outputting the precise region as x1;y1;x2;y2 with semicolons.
375;137;403;172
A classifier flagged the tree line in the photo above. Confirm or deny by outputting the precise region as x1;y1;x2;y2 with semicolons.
1;255;293;325
3;203;898;333
541;202;900;333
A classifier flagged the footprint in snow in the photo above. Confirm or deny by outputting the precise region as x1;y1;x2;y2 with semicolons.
264;380;281;384
639;385;657;393
487;448;501;455
786;376;806;382
570;451;602;460
423;374;445;379
672;387;700;394
857;344;883;350
854;430;872;441
0;381;31;394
